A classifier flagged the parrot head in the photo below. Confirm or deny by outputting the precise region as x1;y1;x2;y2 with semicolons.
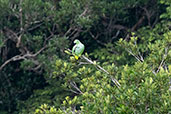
74;39;80;44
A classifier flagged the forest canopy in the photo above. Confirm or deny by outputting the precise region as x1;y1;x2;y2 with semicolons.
0;0;170;113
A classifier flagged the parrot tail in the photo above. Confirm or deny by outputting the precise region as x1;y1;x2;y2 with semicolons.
74;56;79;60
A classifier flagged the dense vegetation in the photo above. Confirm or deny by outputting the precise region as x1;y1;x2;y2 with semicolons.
0;0;170;113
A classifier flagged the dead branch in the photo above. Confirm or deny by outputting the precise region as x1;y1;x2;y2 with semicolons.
0;46;46;71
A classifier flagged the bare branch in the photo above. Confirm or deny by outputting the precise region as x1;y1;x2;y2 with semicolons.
124;47;158;76
125;49;142;62
125;15;145;40
71;28;83;40
64;7;90;40
152;15;159;28
27;22;43;32
111;30;120;42
156;47;168;73
70;81;83;94
4;27;18;42
64;27;73;37
78;62;91;65
111;77;121;88
0;46;46;71
16;34;22;48
140;7;155;27
69;89;80;95
89;32;106;46
17;0;24;48
131;16;145;32
138;52;144;62
0;55;22;71
111;25;128;30
79;7;89;17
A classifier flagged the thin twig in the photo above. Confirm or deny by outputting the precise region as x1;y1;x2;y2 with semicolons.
78;62;91;65
125;49;142;62
89;32;105;46
138;52;144;62
156;47;168;73
70;81;83;94
124;47;157;76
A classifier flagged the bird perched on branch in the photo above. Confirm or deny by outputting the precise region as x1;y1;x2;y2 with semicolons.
72;39;85;60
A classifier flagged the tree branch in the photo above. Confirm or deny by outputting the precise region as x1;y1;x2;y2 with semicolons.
125;15;145;40
156;47;168;73
125;49;142;62
89;32;106;46
0;46;46;71
16;0;24;48
70;81;83;94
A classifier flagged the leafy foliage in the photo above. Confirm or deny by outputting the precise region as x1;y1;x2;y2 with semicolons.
33;22;170;113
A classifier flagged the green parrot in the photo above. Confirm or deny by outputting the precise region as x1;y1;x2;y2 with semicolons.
72;39;85;60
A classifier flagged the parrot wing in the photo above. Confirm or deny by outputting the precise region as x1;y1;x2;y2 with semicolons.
74;43;85;56
72;44;78;55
